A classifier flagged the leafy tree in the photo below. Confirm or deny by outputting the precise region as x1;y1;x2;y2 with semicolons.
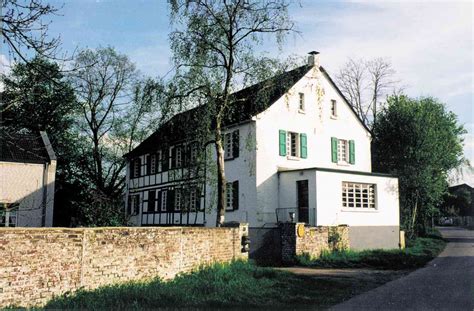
1;56;79;218
0;55;81;226
69;47;160;225
372;95;466;237
168;0;296;226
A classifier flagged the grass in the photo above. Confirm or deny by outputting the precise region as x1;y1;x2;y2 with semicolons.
297;233;446;270
15;260;398;310
12;233;445;310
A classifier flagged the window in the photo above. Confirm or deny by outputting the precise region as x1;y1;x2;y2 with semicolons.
189;188;197;211
150;154;157;174
160;190;168;212
0;203;18;227
338;139;348;163
127;194;139;215
225;181;239;211
342;182;376;209
175;189;182;211
279;130;307;159
130;158;141;178
287;132;299;157
331;99;337;118
224;130;239;160
147;190;156;213
190;143;198;163
299;93;305;111
157;150;162;172
170;146;183;169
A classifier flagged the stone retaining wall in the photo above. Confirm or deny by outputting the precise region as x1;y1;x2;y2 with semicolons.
280;223;349;263
0;224;248;307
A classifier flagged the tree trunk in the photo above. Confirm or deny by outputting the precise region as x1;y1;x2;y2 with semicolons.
215;123;226;227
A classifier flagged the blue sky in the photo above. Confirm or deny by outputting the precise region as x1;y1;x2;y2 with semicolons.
2;0;473;183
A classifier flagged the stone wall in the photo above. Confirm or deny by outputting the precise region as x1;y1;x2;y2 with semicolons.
0;224;248;307
280;223;349;264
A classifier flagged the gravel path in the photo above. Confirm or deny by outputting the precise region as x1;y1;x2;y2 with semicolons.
331;227;474;311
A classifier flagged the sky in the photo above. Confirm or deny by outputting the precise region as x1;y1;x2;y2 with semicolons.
1;0;473;184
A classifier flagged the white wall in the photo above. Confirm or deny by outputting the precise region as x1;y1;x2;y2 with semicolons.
254;65;372;226
0;161;55;227
315;170;399;226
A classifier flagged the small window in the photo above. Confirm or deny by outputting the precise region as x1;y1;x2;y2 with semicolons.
287;132;299;157
147;190;156;213
150;154;157;174
342;182;376;209
128;194;139;215
176;147;182;168
189;188;197;211
131;158;141;178
224;133;232;159
175;189;182;211
160;190;168;212
190;143;198;163
299;93;305;111
337;139;348;163
224;130;239;160
225;181;239;211
0;203;18;227
331;99;337;118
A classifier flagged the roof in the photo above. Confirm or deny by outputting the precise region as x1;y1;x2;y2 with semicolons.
0;130;56;164
449;183;473;191
126;65;312;158
126;63;371;159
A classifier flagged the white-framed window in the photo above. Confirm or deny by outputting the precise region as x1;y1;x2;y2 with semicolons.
342;182;376;210
150;154;157;174
224;129;239;160
224;132;232;159
175;189;182;211
160;190;167;212
157;150;162;172
176;147;182;168
330;99;337;118
0;203;18;227
189;188;197;211
299;92;305;111
128;194;139;215
337;139;348;163
287;132;299;157
132;158;141;178
226;182;233;211
190;143;198;163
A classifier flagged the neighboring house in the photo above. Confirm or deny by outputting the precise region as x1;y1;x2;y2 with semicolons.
125;52;400;250
0;131;57;227
442;183;474;217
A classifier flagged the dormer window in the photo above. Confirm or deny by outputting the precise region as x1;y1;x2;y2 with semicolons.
299;93;305;112
331;99;337;118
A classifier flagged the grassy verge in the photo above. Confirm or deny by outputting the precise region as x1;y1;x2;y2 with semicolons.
297;233;446;270
18;260;395;310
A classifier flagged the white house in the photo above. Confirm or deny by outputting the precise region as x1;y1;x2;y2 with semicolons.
0;131;57;227
125;52;400;250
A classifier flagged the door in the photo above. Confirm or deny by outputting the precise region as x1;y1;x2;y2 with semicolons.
297;180;309;223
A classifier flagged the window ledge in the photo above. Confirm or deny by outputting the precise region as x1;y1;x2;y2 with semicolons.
337;162;350;166
341;208;378;213
287;156;300;161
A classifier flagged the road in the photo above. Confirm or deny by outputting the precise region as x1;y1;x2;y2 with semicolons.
332;227;474;311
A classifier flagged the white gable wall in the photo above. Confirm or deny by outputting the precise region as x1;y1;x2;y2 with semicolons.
254;66;372;226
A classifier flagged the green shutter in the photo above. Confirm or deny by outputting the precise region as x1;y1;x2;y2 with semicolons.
349;140;355;164
331;137;338;163
300;133;307;158
279;130;287;156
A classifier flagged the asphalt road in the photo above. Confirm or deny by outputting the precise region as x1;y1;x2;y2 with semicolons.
332;227;474;311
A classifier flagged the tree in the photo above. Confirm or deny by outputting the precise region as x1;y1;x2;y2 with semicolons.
336;58;398;130
168;0;296;226
69;47;159;225
372;95;466;237
1;0;62;62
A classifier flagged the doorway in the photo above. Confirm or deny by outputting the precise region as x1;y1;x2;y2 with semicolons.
297;180;309;223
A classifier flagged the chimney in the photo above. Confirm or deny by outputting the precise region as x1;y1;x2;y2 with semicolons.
307;51;320;67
